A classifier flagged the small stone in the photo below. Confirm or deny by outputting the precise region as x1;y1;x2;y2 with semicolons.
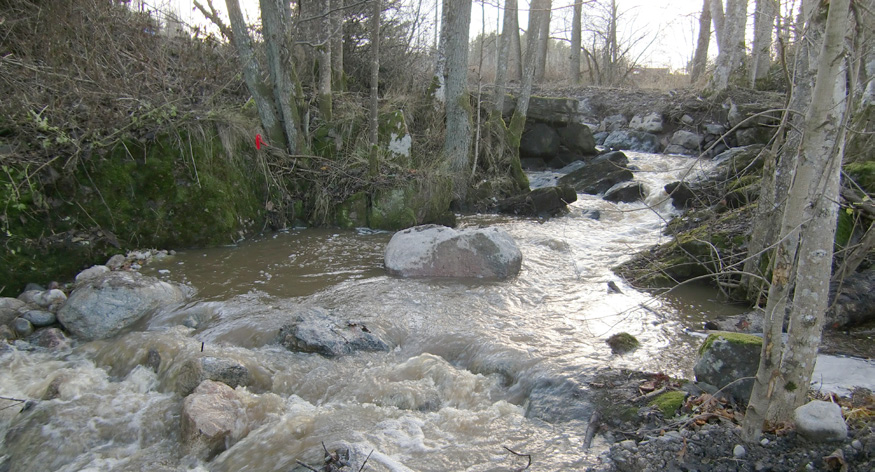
733;444;746;458
28;328;70;349
21;310;56;328
681;114;695;125
619;439;637;451
75;265;111;283
0;324;15;340
105;254;127;270
146;348;161;373
760;438;769;446
12;318;34;337
851;439;862;450
794;400;848;442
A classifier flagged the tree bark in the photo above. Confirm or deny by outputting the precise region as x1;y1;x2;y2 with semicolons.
331;0;345;90
516;0;546;119
318;0;333;121
493;0;517;114
570;0;582;84
225;0;285;150
443;0;473;203
742;0;852;441
508;1;522;80
691;0;711;83
259;0;298;153
711;0;725;53
750;0;778;87
433;0;450;104
369;0;380;148
534;0;552;82
710;0;748;92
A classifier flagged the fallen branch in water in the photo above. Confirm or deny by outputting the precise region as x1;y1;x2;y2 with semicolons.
583;410;601;450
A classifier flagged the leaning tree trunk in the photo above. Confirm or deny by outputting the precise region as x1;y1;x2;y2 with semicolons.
691;0;711;83
570;0;582;84
443;0;473;204
225;0;287;151
508;1;522;81
260;0;299;153
750;0;778;87
534;0;551;82
742;0;852;441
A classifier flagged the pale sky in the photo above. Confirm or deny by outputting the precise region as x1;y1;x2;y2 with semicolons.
163;0;706;70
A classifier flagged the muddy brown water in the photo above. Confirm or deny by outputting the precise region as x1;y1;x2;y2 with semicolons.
0;152;748;471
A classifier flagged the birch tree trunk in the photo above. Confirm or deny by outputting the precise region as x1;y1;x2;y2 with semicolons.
691;0;711;83
710;0;748;92
534;0;552;82
259;0;298;153
570;0;582;84
742;0;852;441
750;0;778;87
493;0;517;114
443;0;473;203
515;0;546;121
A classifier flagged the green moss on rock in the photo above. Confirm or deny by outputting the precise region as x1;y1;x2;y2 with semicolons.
649;390;686;418
606;332;641;354
698;331;762;356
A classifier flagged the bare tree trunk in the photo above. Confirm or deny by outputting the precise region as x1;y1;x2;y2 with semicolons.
369;0;380;148
516;0;546;119
691;0;711;83
493;0;517;114
318;0;333;121
742;0;819;301
534;0;552;82
602;0;619;85
750;0;778;87
743;0;852;441
710;0;748;92
225;0;286;150
433;0;450;104
711;0;726;53
260;0;299;153
443;0;473;203
331;0;345;90
570;0;582;84
508;1;522;81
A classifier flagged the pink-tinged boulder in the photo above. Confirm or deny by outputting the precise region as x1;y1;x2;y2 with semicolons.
384;225;522;279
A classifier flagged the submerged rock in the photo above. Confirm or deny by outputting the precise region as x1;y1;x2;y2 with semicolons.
606;332;640;354
181;380;245;460
384;225;522;279
277;307;389;358
526;377;596;423
794;400;848;442
693;332;762;403
494;186;577;217
27;327;70;350
57;271;186;340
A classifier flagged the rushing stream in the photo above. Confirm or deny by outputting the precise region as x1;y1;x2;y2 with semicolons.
2;152;753;471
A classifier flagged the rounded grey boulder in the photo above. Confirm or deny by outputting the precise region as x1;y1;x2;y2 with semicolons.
57;271;186;340
794;400;848;442
384;225;522;279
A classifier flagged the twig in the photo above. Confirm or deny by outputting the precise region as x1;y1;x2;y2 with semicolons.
294;460;319;472
503;446;532;470
359;449;374;472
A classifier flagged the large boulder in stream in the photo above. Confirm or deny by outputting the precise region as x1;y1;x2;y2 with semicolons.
277;307;390;358
604;181;645;203
494;186;577;217
176;356;253;396
557;123;597;155
558;151;633;195
57;271;186;340
520;123;560;158
384;225;522;279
